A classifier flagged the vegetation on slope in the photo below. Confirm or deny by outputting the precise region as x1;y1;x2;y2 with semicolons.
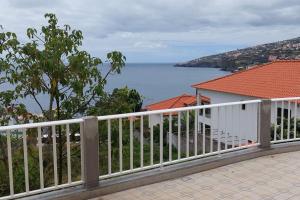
176;37;300;71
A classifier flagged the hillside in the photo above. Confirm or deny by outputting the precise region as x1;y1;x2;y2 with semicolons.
175;37;300;71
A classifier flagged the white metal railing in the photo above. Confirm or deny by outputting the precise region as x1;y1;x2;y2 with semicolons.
2;97;300;199
0;118;84;200
271;97;300;144
97;99;261;180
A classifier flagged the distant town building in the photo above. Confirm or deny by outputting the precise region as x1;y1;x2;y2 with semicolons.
268;55;277;61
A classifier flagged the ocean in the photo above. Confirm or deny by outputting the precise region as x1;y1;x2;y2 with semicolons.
4;63;230;113
105;63;230;106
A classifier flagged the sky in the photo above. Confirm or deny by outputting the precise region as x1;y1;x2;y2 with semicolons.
1;0;300;63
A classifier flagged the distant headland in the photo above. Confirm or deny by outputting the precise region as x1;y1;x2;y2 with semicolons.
175;37;300;72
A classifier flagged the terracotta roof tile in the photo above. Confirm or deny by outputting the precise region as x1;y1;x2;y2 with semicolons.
192;60;300;99
145;94;209;111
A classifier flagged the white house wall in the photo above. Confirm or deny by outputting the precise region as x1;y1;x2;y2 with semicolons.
197;89;259;145
148;114;161;127
197;89;300;145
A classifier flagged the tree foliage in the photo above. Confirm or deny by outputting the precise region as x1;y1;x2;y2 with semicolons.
0;13;127;186
89;86;143;115
0;13;126;122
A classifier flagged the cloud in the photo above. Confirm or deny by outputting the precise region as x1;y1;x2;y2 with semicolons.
8;0;65;8
1;0;300;62
133;41;167;49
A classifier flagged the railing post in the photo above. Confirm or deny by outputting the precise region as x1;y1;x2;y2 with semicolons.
258;99;272;149
82;116;99;189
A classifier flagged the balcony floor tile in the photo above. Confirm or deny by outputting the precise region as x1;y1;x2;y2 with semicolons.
93;151;300;200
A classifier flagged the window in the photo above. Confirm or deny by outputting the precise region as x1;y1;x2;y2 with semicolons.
241;104;246;110
198;108;211;118
199;109;203;115
277;107;291;124
205;108;211;118
277;108;290;119
199;123;211;134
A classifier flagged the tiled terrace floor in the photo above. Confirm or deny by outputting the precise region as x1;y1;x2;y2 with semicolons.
95;151;300;200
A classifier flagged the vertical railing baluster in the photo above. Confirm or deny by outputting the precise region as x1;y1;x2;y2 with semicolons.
80;122;84;181
130;118;133;170
37;127;44;188
217;107;221;152
238;105;242;146
119;118;123;172
186;111;189;157
66;125;71;184
7;131;14;196
160;114;163;165
194;109;198;156
288;101;291;140
202;108;206;154
140;116;144;167
274;101;277;142
253;103;257;143
231;105;234;148
52;125;58;187
23;129;29;192
224;106;228;150
210;108;213;153
245;104;250;145
294;102;297;139
150;122;154;166
252;103;257;143
168;114;172;161
178;112;181;159
281;101;284;140
108;120;112;175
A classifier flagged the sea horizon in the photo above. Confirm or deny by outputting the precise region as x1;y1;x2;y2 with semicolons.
1;63;230;114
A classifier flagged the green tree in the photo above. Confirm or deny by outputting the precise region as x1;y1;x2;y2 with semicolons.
0;13;126;184
89;86;143;115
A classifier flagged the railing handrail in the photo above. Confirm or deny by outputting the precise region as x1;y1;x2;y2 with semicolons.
0;118;83;132
0;99;261;132
271;97;300;101
1;96;300;132
97;99;262;121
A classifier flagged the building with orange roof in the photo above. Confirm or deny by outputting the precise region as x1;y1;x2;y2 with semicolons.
192;60;300;144
193;60;300;100
144;61;300;145
144;94;210;127
144;93;209;111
